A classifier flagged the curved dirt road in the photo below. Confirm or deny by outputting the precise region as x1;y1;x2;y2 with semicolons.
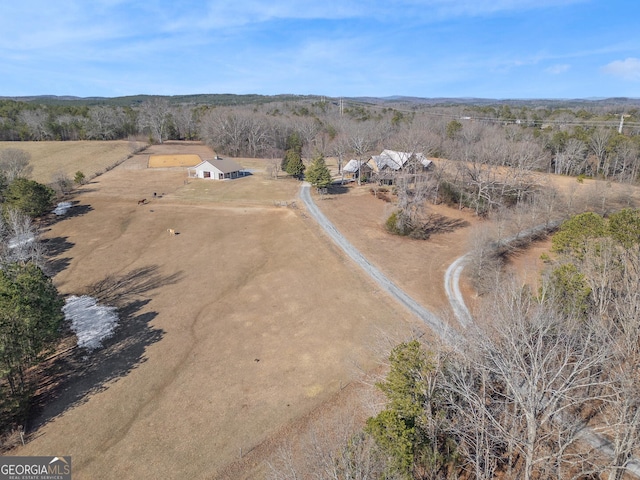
301;186;640;477
300;183;455;343
443;254;473;327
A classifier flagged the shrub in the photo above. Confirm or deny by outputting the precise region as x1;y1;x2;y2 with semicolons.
386;211;407;236
438;181;461;207
74;171;86;185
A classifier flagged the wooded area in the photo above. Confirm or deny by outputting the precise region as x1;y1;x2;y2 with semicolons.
0;150;64;444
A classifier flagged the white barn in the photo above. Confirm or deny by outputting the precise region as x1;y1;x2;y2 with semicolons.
188;157;244;180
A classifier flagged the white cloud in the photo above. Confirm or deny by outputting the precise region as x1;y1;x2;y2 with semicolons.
546;64;570;74
602;58;640;81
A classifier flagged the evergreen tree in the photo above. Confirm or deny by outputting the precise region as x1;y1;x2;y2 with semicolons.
304;152;332;188
73;170;86;186
0;262;64;420
281;132;303;173
608;208;640;249
551;212;607;259
4;178;56;218
282;134;305;179
366;341;458;478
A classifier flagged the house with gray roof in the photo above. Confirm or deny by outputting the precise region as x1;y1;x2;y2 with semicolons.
188;156;245;180
367;150;433;184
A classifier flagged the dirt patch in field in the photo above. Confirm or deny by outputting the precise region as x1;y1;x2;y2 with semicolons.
13;144;418;479
148;154;202;168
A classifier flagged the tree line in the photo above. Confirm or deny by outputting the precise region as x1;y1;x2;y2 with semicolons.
2;97;640;189
0;149;65;446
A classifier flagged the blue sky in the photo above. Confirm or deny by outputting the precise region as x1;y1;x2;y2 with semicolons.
1;0;639;99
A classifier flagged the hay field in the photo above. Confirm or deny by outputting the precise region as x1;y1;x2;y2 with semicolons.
12;143;418;479
148;154;202;168
0;140;138;184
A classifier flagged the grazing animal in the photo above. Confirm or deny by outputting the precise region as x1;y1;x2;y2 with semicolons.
167;228;176;235
138;199;146;205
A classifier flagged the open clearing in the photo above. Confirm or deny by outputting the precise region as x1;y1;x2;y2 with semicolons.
0;140;138;184
12;143;419;479
11;142;640;479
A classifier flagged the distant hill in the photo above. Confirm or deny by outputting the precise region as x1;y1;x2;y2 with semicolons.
356;96;640;108
0;93;324;107
1;94;639;109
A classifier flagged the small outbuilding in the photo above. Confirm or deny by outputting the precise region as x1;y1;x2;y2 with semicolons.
188;156;244;180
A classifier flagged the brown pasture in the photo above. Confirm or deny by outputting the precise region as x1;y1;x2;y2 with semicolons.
0;140;138;184
12;142;640;479
12;144;419;479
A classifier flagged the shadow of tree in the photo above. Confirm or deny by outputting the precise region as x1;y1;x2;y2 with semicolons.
404;214;470;239
63;204;94;219
43;236;74;257
41;236;75;276
328;184;351;195
26;265;183;434
44;258;72;277
84;265;184;304
42;202;94;228
422;214;470;236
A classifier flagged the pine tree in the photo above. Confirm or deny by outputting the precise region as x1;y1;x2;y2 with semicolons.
283;149;305;178
0;262;64;421
305;152;332;189
282;132;305;179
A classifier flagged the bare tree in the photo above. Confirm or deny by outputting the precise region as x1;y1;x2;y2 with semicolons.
460;283;612;480
171;105;198;140
0;148;33;182
555;138;587;175
0;208;47;269
18;109;50;141
200;108;248;156
589;128;612;177
138;98;172;144
85;106;126;140
51;170;73;196
267;407;388;480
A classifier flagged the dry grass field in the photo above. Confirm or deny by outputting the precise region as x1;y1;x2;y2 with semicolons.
9;141;640;479
0;140;138;184
11;143;419;479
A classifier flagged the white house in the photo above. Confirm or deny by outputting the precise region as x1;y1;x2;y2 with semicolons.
188;157;244;180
